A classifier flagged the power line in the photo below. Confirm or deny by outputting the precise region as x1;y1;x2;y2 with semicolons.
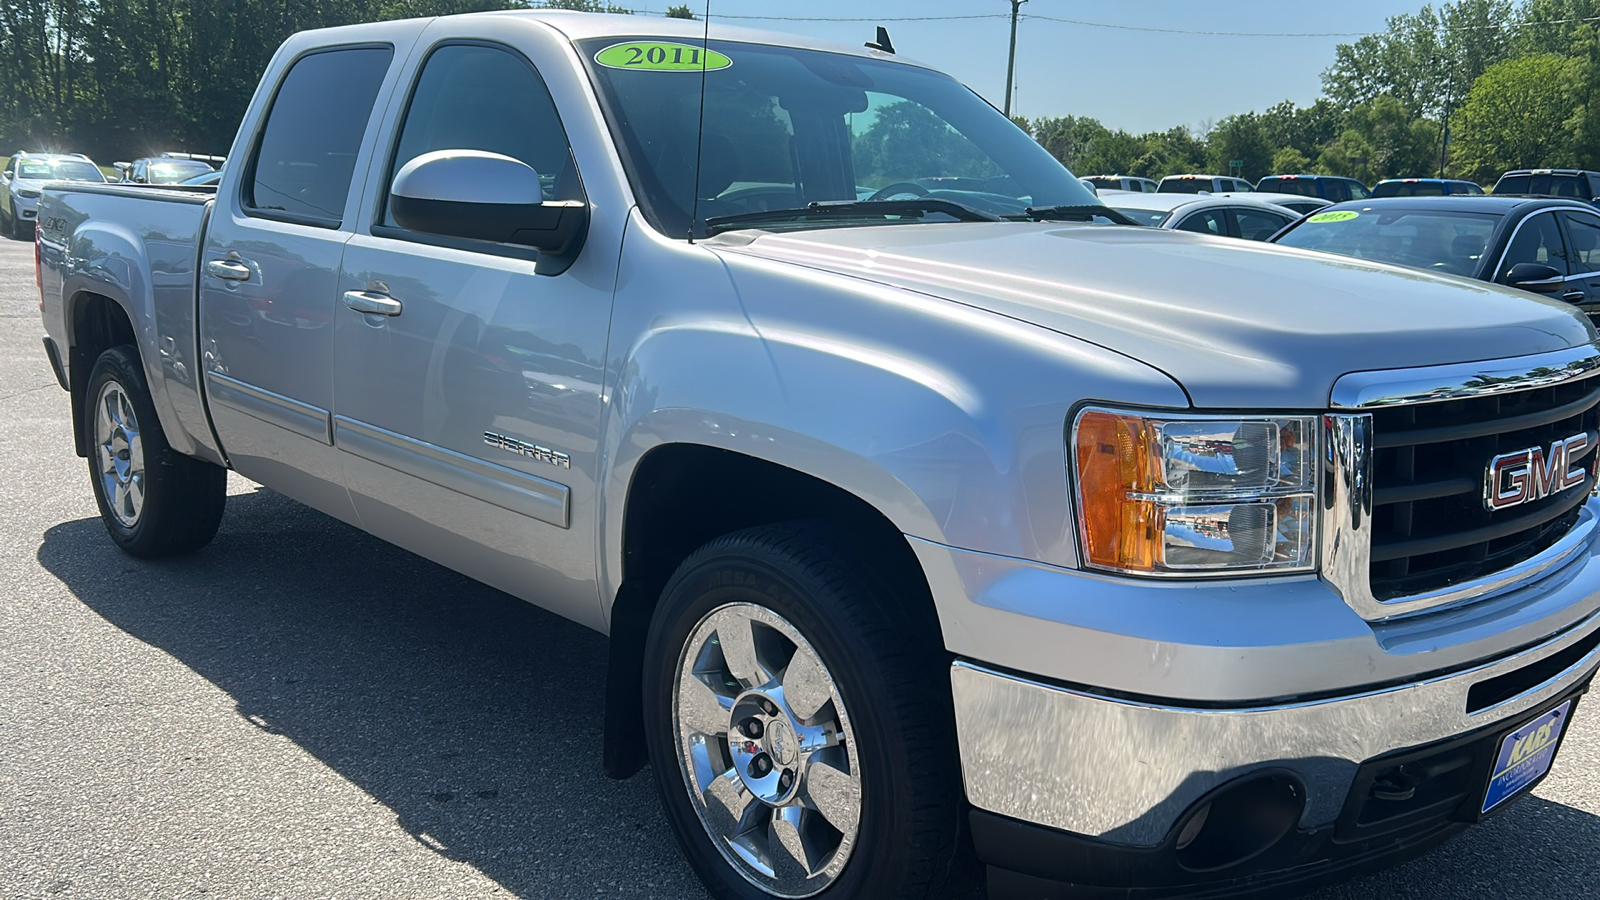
631;8;1600;40
1022;12;1600;38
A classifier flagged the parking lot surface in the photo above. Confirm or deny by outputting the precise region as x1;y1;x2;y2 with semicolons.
1;235;1596;898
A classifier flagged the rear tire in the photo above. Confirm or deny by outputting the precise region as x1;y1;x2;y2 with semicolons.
643;521;963;899
84;345;226;557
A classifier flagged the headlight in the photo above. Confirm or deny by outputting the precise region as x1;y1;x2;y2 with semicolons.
16;189;41;199
1071;408;1317;576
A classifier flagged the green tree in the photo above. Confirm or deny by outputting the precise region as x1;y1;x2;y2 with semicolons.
1316;95;1440;182
1565;26;1600;167
1271;146;1312;175
665;4;697;17
1514;0;1600;55
538;0;631;11
1452;53;1577;181
1323;1;1514;116
852;102;996;185
1207;112;1273;181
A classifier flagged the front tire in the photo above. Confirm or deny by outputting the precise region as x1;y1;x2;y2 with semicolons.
84;345;226;557
643;522;962;899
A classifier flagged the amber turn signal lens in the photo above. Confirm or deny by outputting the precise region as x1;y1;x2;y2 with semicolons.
1073;410;1161;572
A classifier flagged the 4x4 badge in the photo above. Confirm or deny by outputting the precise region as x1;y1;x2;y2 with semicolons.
1484;433;1589;511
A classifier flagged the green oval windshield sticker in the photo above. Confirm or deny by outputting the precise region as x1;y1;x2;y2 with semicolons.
594;42;732;72
1308;210;1359;223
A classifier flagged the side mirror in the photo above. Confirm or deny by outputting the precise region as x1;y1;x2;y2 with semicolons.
1503;262;1566;293
390;149;586;271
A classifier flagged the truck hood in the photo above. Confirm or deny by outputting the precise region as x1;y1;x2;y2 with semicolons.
712;222;1596;408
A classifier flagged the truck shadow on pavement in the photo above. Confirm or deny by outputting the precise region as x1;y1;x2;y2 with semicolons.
36;485;1600;900
37;484;712;899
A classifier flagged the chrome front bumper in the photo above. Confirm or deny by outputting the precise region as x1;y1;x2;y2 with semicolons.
952;611;1600;846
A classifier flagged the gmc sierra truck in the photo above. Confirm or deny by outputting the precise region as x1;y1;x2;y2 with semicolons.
36;11;1600;900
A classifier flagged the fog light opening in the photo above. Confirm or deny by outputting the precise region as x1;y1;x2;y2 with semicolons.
1172;772;1305;873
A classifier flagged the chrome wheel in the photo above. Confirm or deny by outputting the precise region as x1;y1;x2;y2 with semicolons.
94;380;145;527
673;602;863;898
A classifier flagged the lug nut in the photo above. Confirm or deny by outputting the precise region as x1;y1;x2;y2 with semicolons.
760;699;779;717
778;769;794;793
739;717;764;739
749;753;773;778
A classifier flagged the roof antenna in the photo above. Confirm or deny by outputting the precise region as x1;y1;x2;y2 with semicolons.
865;26;895;54
687;0;712;243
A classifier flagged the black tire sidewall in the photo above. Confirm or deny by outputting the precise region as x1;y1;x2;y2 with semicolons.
643;534;951;900
83;345;223;556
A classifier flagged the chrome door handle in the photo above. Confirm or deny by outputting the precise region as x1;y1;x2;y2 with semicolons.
343;290;403;316
206;259;252;281
1563;290;1586;302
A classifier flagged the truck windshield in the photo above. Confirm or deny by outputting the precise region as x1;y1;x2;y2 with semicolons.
17;160;104;182
580;38;1097;238
146;161;214;184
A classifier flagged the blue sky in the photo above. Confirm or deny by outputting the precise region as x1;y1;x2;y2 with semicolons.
639;0;1427;133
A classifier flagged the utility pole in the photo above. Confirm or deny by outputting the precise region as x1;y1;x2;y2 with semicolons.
1004;0;1027;118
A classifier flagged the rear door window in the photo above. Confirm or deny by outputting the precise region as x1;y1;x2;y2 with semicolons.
246;45;394;227
1174;208;1226;235
1323;179;1351;203
1233;207;1292;241
1499;212;1570;278
1561;211;1600;273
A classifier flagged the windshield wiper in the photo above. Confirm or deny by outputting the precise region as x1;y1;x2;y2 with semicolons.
1014;205;1142;227
705;199;1002;236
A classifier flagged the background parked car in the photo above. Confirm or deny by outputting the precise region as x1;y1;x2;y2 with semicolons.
0;151;105;239
1083;174;1157;193
179;169;223;187
1491;168;1600;207
1103;192;1299;239
1157;173;1254;193
1213;190;1332;216
1255;173;1370;202
114;154;220;185
1269;196;1600;321
1371;177;1485;197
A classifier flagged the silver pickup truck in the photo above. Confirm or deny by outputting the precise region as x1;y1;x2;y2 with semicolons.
35;11;1600;900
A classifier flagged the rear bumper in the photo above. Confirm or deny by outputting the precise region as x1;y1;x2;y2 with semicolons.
955;620;1599;896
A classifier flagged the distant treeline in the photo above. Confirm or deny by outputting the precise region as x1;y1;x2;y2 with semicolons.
1;0;1597;184
1016;0;1600;185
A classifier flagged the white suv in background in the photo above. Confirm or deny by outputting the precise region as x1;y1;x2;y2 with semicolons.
1;152;106;239
1157;173;1254;193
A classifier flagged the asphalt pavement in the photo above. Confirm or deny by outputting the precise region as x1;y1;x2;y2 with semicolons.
0;235;1596;899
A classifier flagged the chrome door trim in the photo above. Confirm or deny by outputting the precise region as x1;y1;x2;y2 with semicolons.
204;371;333;444
1329;344;1600;409
333;415;570;528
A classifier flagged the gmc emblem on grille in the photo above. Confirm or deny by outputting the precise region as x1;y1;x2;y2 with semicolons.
1484;433;1590;512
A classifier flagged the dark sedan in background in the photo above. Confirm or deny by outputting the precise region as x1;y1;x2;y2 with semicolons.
1371;177;1485;197
1269;196;1600;321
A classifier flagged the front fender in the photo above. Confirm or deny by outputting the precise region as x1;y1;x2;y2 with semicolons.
598;213;1188;610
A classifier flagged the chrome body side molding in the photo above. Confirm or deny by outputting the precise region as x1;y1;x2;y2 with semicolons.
333;416;570;528
204;371;332;444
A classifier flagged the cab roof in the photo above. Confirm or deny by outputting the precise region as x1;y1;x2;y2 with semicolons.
488;9;932;68
1316;195;1591;214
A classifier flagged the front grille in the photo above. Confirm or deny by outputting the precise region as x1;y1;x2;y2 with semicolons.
1367;374;1600;600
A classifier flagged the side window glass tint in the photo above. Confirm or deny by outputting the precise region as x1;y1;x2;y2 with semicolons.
1500;213;1570;278
1348;181;1369;200
1175;210;1224;235
247;46;393;226
1563;213;1600;273
1235;208;1290;241
1325;180;1350;203
386;43;581;229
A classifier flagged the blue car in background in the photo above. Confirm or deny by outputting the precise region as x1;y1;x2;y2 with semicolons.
1255;173;1370;202
1370;178;1485;197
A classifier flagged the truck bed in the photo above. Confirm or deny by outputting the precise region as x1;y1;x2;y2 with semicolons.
38;182;221;462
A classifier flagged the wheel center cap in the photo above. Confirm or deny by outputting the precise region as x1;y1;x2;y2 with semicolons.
766;718;798;767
